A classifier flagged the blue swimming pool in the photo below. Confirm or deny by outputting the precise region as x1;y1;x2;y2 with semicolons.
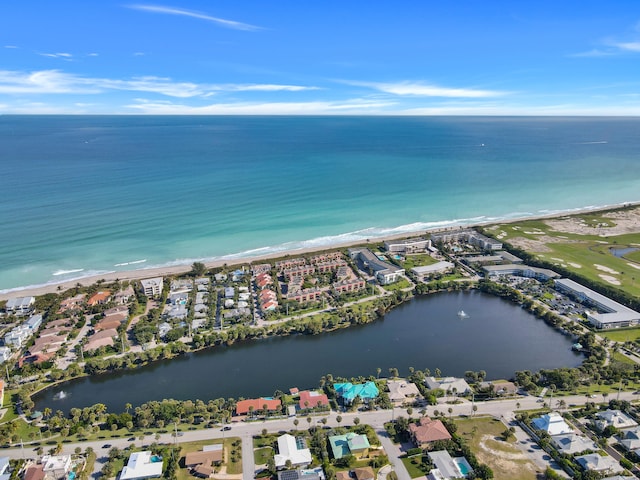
151;455;162;463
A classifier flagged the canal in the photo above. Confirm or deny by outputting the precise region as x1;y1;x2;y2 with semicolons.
34;290;582;412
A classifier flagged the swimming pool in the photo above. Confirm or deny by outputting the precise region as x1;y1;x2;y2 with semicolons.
151;455;163;463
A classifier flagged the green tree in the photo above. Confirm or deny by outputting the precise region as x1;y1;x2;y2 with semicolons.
191;262;207;276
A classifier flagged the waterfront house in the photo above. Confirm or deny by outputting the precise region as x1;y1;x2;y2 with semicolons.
274;434;312;469
120;451;163;480
329;432;370;459
87;291;111;306
58;293;86;313
4;296;35;316
532;412;573;436
83;329;118;352
235;397;281;416
576;453;623;476
425;377;471;396
114;286;135;304
387;380;421;405
333;382;379;404
408;417;452;449
490;381;518;396
594;409;638;431
298;390;329;411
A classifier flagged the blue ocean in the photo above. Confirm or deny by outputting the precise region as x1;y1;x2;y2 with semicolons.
2;116;639;292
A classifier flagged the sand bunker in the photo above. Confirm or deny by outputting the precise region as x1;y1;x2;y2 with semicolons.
599;274;621;285
568;262;582;268
627;263;640;270
594;264;620;274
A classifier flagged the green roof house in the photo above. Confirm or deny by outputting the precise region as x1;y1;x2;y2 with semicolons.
329;432;370;459
333;382;379;404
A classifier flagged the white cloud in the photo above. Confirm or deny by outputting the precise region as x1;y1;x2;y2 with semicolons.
4;45;18;49
127;4;261;31
39;52;73;59
613;41;640;52
346;80;506;98
125;99;395;115
87;53;99;57
0;69;320;97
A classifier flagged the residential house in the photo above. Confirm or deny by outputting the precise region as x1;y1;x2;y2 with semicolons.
408;417;452;449
120;451;163;480
425;377;471;396
114;286;135;304
26;314;43;331
428;450;473;480
551;433;597;455
83;329;118;352
184;445;223;469
353;467;375;480
387;380;420;405
532;412;573;436
139;277;163;298
0;457;9;480
594;410;638;432
235;397;281;416
333;382;379;404
298;390;329;411
252;264;272;276
41;454;72;479
4;296;35;316
274;434;312;469
23;465;45;480
619;425;640;451
490;381;518;396
0;348;10;364
277;469;324;480
576;453;622;476
87;291;111;306
329;432;370;459
58;293;86;313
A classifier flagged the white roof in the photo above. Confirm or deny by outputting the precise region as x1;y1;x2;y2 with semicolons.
576;453;622;473
274;434;312;468
387;380;420;401
425;377;471;394
532;412;573;436
412;261;454;275
596;409;638;429
120;451;163;480
551;433;597;454
41;455;71;473
428;450;465;479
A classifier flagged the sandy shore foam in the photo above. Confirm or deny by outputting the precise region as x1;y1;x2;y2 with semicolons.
2;201;638;301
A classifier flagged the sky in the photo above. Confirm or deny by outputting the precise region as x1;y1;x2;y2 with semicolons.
1;1;640;115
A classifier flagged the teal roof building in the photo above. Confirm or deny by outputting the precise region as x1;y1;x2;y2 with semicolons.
329;432;370;459
333;382;379;403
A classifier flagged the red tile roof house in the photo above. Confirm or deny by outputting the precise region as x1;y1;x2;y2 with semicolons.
235;398;282;417
298;391;329;411
408;417;452;449
87;291;111;306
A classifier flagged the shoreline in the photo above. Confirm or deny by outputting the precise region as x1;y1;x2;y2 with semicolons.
2;200;639;301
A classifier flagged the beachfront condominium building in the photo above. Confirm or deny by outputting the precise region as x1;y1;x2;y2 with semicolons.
384;237;431;254
348;248;405;285
431;229;502;251
140;277;163;297
4;296;35;316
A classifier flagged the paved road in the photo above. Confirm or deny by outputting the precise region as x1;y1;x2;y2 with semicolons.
4;392;639;479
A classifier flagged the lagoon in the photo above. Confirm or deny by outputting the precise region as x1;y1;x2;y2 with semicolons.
34;291;582;412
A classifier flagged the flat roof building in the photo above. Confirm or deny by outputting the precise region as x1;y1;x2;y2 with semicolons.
384;238;431;254
140;277;163;297
483;264;560;280
555;278;640;329
120;451;163;480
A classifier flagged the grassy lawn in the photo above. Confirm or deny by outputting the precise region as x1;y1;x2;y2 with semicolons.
383;278;413;292
253;446;273;465
400;254;439;270
611;351;636;365
601;327;640;342
400;454;430;478
456;416;539;480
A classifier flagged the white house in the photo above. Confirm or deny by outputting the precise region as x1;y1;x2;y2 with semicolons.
576;453;622;475
594;410;638;431
120;451;163;480
425;377;471;395
532;412;573;436
41;454;72;478
551;433;597;455
274;434;312;470
4;296;35;316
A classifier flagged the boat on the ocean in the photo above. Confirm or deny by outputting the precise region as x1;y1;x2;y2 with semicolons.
457;310;468;318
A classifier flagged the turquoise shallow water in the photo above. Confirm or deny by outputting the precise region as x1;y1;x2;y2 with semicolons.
1;115;639;291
